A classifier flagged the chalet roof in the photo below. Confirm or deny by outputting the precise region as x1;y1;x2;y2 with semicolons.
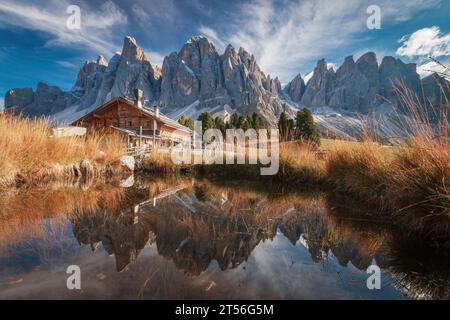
72;96;192;134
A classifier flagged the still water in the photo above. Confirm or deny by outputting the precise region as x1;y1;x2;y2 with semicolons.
0;176;448;299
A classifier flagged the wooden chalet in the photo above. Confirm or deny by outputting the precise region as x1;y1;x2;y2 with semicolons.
71;89;192;150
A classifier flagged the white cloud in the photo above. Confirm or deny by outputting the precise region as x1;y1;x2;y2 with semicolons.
396;26;450;58
203;0;440;82
0;0;128;55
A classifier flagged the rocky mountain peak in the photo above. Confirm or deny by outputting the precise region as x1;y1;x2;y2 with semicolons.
379;55;420;105
222;44;238;61
183;36;217;59
316;58;330;72
300;58;336;108
356;52;377;65
106;53;121;72
186;35;208;44
336;56;356;76
380;56;397;67
284;74;306;102
96;55;108;67
224;43;234;53
356;52;379;87
121;35;147;62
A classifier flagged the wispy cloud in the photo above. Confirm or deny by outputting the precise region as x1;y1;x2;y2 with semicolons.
0;0;128;56
130;1;180;27
201;0;441;81
198;25;227;52
131;4;151;27
56;60;78;69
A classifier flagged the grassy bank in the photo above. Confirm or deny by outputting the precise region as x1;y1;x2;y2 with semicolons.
0;115;126;187
190;136;448;242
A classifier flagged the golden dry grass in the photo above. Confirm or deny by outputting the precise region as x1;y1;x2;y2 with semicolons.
325;140;394;209
385;85;449;238
143;150;179;174
0;115;125;186
324;84;449;239
279;141;326;184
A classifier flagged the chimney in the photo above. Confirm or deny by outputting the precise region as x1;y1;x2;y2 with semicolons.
155;106;160;118
134;89;143;108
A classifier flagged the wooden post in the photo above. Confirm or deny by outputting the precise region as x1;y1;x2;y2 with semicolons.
153;119;157;151
139;126;142;148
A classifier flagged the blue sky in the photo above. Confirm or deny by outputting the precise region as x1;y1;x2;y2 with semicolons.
1;0;450;108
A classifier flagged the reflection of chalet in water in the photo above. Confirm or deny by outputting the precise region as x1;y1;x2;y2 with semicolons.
71;89;192;149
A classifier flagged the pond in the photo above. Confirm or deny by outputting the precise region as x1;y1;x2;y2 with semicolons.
0;175;448;299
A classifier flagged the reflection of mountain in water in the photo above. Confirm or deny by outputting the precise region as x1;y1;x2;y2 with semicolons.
67;179;449;300
71;181;281;274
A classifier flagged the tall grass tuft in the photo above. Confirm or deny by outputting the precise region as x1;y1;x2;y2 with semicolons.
142;150;180;174
325;140;393;210
326;83;449;240
0;114;125;186
386;84;449;239
278;141;326;185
